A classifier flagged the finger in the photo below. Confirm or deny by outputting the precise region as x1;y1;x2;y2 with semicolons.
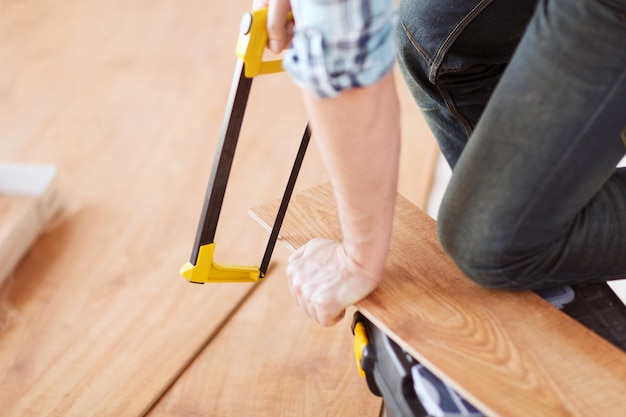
289;239;317;262
320;309;346;327
286;262;298;300
267;0;292;53
305;297;320;323
306;293;335;326
289;237;333;262
289;246;306;262
315;299;345;326
287;261;309;313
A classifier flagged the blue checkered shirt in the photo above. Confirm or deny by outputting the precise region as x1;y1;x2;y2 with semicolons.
283;0;397;98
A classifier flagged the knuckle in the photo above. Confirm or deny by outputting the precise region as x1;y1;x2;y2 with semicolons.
310;294;332;313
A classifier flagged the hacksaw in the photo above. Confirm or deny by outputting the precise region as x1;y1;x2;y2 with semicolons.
180;8;309;283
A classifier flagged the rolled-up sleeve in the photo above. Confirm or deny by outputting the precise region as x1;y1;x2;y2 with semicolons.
283;0;397;98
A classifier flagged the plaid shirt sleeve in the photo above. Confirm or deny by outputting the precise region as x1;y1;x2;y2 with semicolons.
283;0;397;98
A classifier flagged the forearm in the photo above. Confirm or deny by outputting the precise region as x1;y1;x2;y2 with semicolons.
256;0;400;325
304;71;401;278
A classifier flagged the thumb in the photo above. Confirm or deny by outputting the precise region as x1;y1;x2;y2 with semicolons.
266;0;293;53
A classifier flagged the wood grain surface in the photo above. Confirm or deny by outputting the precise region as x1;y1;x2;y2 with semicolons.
0;0;297;415
147;253;383;417
250;184;626;417
0;0;438;415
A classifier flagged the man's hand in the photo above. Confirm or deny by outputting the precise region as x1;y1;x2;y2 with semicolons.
287;238;383;326
252;0;293;53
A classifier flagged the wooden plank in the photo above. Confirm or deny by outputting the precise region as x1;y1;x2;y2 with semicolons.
250;183;626;417
147;251;383;417
0;162;60;287
0;196;40;285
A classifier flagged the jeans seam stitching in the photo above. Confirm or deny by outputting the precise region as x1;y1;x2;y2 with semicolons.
400;20;433;66
430;0;495;83
437;85;473;140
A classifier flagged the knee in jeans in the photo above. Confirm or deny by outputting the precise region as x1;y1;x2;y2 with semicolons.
437;205;521;289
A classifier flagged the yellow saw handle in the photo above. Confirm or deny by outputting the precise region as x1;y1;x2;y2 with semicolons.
236;8;293;78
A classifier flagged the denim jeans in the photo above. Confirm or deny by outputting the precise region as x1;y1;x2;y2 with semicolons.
396;0;626;289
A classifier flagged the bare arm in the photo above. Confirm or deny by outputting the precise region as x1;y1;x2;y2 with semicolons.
255;0;401;326
289;73;400;326
301;73;400;286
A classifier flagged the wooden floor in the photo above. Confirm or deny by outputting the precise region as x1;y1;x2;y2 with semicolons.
0;1;438;415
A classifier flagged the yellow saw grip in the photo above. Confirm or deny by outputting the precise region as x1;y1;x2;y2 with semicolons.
235;8;293;78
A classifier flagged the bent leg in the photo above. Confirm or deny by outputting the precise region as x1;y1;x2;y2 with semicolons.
438;0;626;289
